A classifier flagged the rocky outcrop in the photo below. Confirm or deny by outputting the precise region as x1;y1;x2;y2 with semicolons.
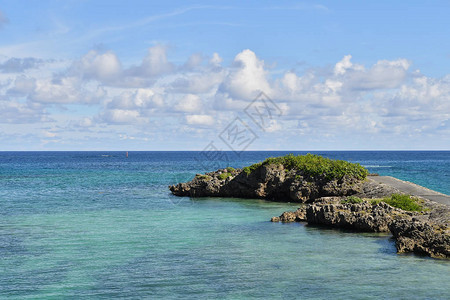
271;207;307;222
170;164;367;202
389;218;450;258
271;197;450;259
305;199;408;232
271;197;408;231
388;202;450;259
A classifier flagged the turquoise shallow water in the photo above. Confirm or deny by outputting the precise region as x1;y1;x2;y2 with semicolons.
1;151;449;299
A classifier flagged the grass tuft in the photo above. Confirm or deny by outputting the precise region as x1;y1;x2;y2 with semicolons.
341;196;363;204
242;153;368;180
243;162;262;175
382;193;423;212
196;175;211;180
218;172;232;180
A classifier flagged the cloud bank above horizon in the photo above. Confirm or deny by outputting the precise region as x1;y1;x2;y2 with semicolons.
0;1;449;150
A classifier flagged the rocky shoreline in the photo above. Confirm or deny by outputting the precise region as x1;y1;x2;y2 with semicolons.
169;157;449;259
270;196;449;258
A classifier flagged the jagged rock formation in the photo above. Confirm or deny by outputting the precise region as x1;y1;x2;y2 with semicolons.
305;199;408;232
388;202;450;258
271;197;449;259
170;164;364;202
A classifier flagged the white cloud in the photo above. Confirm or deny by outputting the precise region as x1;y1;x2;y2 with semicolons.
107;88;163;109
209;52;223;66
174;94;202;112
127;45;174;77
100;109;142;124
74;50;122;81
0;100;49;123
169;67;226;94
1;47;448;149
8;76;36;95
346;58;410;90
334;55;353;75
77;117;94;128
185;114;214;126
183;53;204;70
0;57;44;73
333;56;411;90
34;78;105;104
265;120;282;132
219;49;271;99
43;130;57;138
8;74;106;104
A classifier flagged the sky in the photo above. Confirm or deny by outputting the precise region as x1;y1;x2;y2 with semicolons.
0;0;449;150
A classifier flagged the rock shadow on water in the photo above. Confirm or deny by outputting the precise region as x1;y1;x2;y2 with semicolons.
301;223;399;255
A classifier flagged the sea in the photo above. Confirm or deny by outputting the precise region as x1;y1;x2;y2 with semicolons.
1;151;449;299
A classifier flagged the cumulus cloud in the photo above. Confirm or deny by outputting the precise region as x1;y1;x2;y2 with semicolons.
376;75;450;122
185;114;214;126
99;109;142;124
182;53;204;70
107;89;163;110
127;45;174;78
209;52;223;66
31;77;105;104
265;120;282;132
169;69;225;94
174;94;202;113
73;50;122;81
0;100;49;123
8;72;106;104
98;88;165;125
8;76;36;95
343;58;411;90
219;49;271;100
65;45;175;87
0;57;44;73
75;117;94;128
1;47;448;148
334;55;354;75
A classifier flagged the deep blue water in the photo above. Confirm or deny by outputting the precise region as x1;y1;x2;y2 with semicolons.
0;151;449;299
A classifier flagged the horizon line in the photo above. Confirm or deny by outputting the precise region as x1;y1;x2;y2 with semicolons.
1;150;449;152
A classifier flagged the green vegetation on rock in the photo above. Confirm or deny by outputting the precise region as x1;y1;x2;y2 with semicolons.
226;167;236;172
196;175;211;180
370;194;424;211
218;172;232;180
341;196;363;204
382;193;424;212
243;162;262;175
243;153;368;180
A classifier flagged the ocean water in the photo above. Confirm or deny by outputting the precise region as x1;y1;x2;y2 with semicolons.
0;151;449;299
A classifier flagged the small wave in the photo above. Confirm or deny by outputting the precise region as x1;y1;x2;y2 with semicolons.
364;165;392;168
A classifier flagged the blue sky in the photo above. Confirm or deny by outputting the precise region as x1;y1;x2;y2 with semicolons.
0;0;449;150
